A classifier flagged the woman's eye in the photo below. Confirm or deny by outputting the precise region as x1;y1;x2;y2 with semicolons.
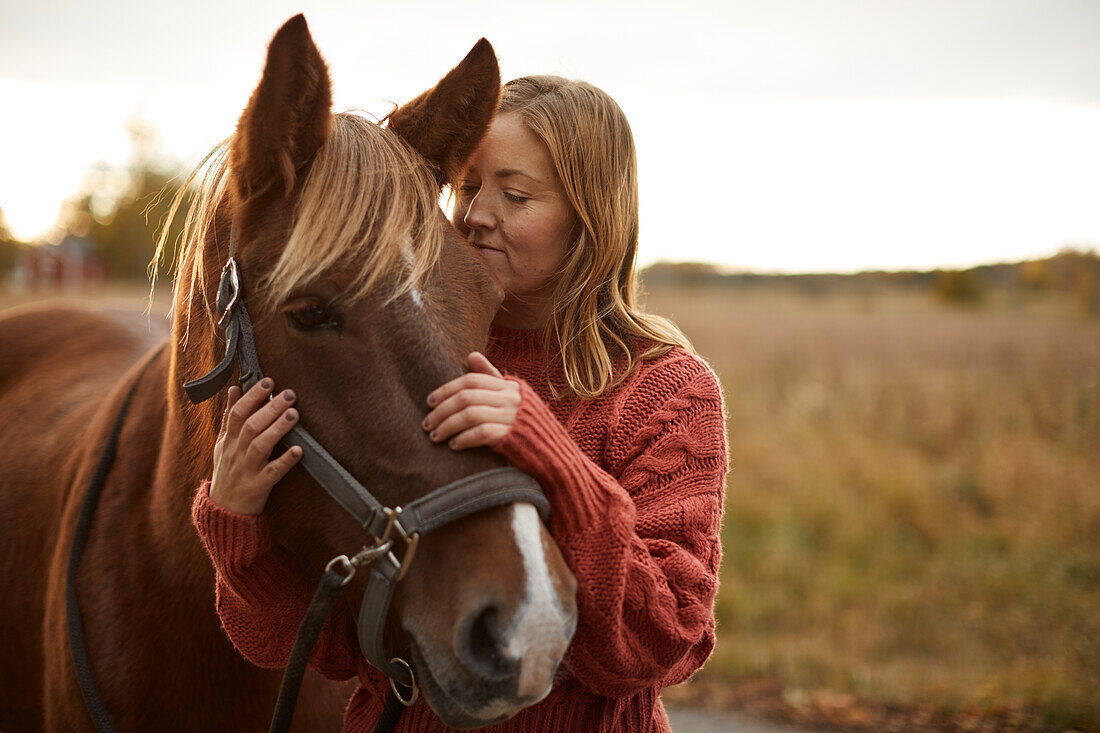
458;183;479;195
504;192;530;204
285;302;344;332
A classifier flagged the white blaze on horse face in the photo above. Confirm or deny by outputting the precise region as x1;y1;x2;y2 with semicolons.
505;502;570;701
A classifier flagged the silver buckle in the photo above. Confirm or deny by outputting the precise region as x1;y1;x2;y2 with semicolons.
380;507;420;582
216;257;241;329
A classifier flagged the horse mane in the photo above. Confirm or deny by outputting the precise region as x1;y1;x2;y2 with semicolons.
153;111;444;330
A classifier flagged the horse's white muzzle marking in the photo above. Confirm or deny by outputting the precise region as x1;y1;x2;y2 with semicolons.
504;502;572;701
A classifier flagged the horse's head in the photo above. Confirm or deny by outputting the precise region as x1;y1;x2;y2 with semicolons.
172;15;576;727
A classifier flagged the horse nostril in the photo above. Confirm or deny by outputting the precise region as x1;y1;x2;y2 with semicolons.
456;604;518;682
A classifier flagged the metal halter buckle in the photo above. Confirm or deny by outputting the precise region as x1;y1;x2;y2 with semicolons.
381;507;420;582
216;258;241;329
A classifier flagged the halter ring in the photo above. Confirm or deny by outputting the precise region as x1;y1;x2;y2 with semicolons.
389;657;419;706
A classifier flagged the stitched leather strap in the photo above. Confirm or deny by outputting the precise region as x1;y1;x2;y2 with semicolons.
399;466;549;535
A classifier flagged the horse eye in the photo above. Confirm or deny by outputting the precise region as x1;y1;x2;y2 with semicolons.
285;302;343;332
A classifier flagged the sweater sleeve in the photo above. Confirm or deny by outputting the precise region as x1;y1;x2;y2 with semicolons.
494;354;728;698
190;482;359;681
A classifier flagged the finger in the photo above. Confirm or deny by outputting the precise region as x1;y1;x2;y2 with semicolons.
260;445;303;487
448;423;509;451
427;373;507;407
219;386;242;439
429;405;513;443
467;351;503;379
227;378;274;437
250;407;299;459
424;388;512;431
241;389;297;443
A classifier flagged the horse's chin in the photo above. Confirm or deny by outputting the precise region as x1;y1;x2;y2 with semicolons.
409;640;532;730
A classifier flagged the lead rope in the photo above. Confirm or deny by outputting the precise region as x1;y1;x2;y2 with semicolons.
269;548;402;733
268;563;348;733
373;690;406;733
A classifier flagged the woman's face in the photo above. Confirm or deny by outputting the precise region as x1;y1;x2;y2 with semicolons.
452;112;576;328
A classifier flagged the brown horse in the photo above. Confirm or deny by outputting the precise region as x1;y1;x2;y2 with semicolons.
0;15;576;731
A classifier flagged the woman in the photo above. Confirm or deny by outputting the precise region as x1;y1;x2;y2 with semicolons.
193;76;728;731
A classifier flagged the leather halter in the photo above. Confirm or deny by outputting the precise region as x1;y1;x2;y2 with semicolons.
184;227;550;700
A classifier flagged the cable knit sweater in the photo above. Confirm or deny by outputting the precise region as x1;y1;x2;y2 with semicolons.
192;326;728;732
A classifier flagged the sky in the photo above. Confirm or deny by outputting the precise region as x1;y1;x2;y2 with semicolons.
1;0;1099;273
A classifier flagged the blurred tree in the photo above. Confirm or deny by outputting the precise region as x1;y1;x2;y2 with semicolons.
1075;267;1098;316
58;114;186;282
1061;249;1100;316
934;268;985;305
1020;259;1053;291
642;261;725;288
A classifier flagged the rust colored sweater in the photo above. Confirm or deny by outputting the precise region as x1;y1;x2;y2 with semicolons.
192;326;728;732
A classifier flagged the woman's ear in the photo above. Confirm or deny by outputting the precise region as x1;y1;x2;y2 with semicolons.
231;14;333;202
387;38;501;189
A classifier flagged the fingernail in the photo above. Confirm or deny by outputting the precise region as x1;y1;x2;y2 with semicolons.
449;439;457;449
285;409;297;422
426;393;436;406
260;378;273;389
282;390;295;402
290;446;302;457
422;417;430;429
429;430;437;440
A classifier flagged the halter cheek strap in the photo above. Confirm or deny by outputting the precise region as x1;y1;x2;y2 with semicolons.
182;229;551;695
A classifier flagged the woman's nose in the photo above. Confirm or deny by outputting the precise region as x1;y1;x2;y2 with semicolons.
463;192;495;231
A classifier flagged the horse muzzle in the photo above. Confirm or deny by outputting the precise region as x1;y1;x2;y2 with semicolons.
403;502;578;728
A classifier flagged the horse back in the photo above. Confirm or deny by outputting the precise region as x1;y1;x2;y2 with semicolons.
0;303;167;732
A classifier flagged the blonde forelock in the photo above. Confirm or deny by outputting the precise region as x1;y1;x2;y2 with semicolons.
262;113;443;310
154;112;442;332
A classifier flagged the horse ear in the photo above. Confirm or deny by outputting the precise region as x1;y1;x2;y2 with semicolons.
231;14;332;201
387;38;501;188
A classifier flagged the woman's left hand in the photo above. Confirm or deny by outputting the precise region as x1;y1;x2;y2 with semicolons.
423;352;520;450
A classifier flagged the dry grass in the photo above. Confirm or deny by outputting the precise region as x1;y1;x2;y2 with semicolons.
644;285;1100;731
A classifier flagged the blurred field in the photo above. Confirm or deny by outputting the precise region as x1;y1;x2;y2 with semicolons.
3;281;1097;730
644;284;1100;731
0;282;172;316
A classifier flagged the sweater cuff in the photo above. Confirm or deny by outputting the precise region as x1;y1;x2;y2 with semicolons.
496;379;634;538
192;482;301;606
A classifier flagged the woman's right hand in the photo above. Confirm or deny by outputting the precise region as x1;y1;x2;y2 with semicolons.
210;379;303;515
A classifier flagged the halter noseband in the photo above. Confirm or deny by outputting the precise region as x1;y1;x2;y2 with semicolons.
183;227;550;702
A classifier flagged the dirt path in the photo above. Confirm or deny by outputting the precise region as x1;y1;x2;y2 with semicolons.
667;706;818;733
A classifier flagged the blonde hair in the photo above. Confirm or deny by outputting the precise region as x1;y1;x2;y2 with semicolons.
154;112;443;326
499;76;692;399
